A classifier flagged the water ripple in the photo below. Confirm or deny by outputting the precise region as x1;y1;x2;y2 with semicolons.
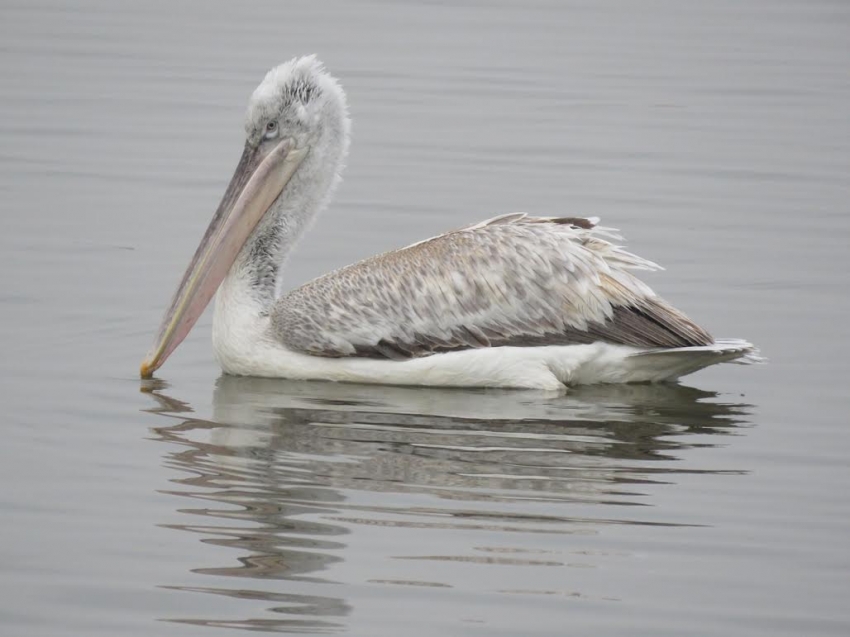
142;377;752;630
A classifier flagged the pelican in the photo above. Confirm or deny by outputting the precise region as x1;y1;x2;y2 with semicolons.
140;55;756;389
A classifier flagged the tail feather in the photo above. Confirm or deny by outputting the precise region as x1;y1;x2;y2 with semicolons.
624;338;760;382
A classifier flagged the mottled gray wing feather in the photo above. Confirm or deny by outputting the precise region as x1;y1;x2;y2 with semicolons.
271;214;712;359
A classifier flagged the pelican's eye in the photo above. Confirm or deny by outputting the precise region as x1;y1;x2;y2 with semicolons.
264;120;279;139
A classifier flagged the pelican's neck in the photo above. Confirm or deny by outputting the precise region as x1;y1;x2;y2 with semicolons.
212;156;342;369
215;151;343;326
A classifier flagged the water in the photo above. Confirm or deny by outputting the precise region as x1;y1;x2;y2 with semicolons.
1;0;849;635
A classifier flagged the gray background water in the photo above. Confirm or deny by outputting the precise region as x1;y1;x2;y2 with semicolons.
1;0;849;635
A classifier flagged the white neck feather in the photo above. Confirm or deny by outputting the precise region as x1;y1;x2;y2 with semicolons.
214;132;348;354
215;155;343;320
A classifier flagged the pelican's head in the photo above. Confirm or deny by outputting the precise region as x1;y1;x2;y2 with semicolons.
140;56;350;378
245;55;349;160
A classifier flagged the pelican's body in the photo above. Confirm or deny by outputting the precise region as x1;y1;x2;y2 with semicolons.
141;56;756;388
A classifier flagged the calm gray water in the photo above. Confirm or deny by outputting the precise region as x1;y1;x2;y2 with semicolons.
1;1;849;635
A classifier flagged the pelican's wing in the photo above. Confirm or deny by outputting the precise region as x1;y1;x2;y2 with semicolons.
271;214;712;359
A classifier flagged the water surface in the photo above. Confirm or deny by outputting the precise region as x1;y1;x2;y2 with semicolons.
1;1;849;635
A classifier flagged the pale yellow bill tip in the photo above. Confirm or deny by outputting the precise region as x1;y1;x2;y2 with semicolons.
139;359;155;379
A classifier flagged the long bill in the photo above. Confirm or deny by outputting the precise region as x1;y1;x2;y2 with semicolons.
140;137;306;378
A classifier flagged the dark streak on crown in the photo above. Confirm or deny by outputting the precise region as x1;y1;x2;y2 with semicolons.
281;75;322;106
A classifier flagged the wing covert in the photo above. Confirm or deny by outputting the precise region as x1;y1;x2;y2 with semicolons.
271;214;712;359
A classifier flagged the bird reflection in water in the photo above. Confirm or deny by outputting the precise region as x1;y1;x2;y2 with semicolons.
142;378;752;632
